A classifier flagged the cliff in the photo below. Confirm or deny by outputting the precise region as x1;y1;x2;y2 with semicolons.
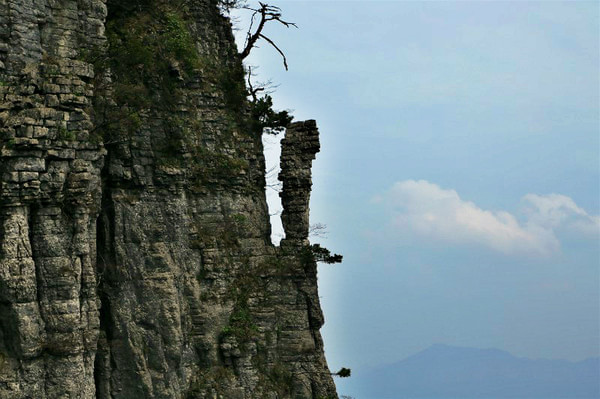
0;0;338;398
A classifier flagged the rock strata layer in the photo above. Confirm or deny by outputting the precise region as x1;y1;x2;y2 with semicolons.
0;0;338;398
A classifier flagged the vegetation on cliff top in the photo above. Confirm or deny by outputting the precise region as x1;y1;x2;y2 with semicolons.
88;0;292;143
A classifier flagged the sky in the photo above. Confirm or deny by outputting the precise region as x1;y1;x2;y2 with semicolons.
232;0;599;394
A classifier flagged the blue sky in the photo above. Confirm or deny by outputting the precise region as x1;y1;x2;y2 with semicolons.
232;0;598;393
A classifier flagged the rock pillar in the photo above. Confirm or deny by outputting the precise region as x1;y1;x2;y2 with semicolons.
279;120;320;244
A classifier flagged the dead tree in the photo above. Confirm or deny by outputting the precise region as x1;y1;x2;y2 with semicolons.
246;65;266;102
239;2;297;70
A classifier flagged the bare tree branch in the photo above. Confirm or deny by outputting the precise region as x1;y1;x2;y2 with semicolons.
247;65;278;101
257;33;289;70
309;223;328;238
246;66;264;102
239;3;297;70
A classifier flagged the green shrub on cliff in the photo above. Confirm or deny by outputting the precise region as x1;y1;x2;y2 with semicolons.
105;5;202;109
249;94;292;135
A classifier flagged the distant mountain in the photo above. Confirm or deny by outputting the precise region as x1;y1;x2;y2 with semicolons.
342;344;600;399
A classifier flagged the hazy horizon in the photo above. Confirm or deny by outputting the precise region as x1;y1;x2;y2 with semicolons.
342;343;599;399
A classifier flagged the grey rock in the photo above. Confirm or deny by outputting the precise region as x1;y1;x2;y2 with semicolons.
0;0;338;398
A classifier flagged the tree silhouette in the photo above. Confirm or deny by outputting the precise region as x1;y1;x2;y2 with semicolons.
239;2;297;70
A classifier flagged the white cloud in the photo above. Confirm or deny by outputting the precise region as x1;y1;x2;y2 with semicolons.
522;193;600;236
378;180;599;256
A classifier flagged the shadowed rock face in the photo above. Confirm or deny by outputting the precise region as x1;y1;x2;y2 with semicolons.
0;1;338;398
280;120;320;245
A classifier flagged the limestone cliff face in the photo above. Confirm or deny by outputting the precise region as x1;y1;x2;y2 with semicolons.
0;1;338;398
